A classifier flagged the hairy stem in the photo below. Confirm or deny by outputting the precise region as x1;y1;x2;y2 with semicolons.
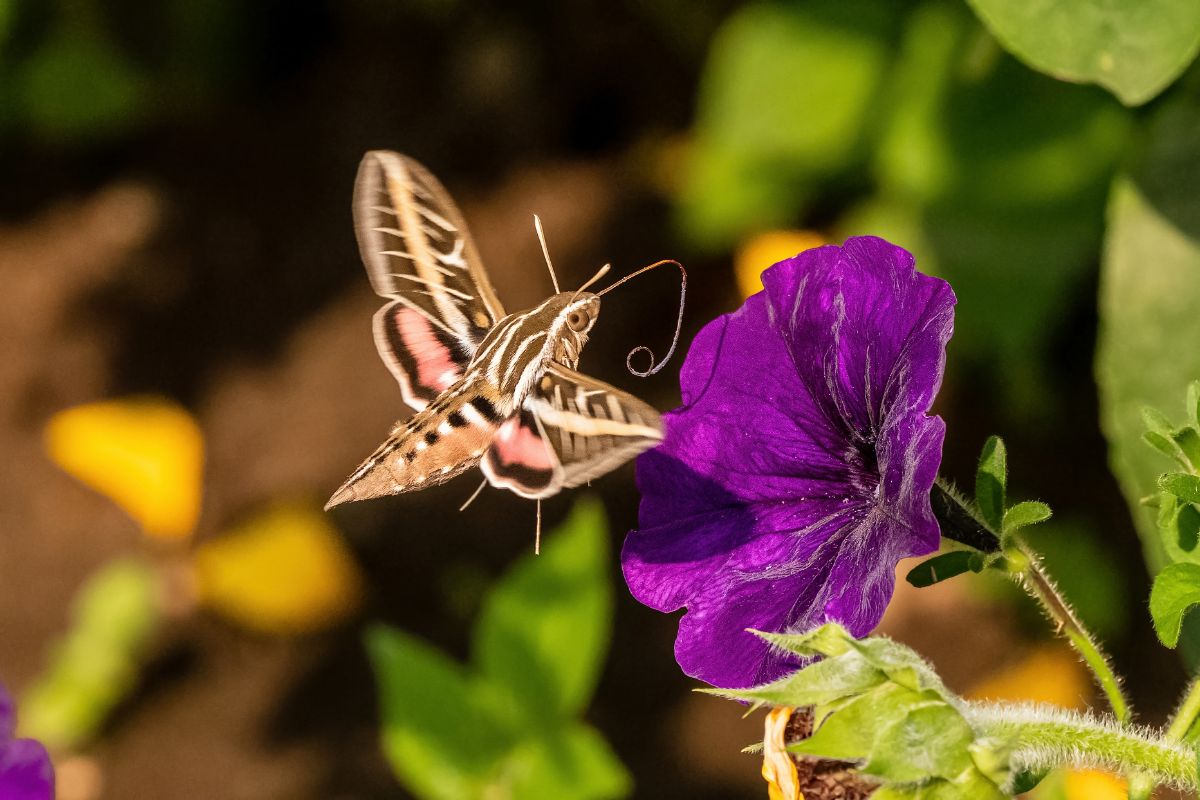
930;482;1131;723
965;704;1197;791
1014;541;1132;725
1130;679;1200;798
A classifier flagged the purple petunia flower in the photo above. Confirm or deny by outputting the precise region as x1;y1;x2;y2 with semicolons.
621;236;954;689
1;683;54;800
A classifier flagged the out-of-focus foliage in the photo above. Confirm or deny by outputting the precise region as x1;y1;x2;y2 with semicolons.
195;502;363;636
1098;96;1200;572
965;0;1200;106
679;0;895;250
44;399;203;541
366;499;629;800
681;0;1134;409
19;558;160;751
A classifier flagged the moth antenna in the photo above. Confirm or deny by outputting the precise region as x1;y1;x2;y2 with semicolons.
459;479;487;512
534;215;561;294
596;259;687;377
535;499;543;555
570;263;611;303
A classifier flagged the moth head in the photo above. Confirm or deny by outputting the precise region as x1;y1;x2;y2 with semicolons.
553;292;600;368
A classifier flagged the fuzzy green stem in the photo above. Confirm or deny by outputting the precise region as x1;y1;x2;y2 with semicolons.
1014;541;1132;726
965;704;1198;791
1166;678;1200;743
1129;678;1200;799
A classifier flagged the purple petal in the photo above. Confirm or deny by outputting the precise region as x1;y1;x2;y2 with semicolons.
622;236;954;688
0;739;54;800
0;685;53;800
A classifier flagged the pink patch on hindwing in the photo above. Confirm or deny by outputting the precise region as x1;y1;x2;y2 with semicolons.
397;308;460;391
492;416;554;470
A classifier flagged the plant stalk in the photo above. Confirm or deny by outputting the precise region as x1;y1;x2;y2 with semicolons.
965;704;1197;792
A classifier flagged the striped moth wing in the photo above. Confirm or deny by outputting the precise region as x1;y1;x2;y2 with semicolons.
355;150;505;411
481;361;664;499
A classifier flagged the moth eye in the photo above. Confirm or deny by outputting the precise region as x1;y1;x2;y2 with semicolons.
473;311;490;329
539;375;553;393
567;310;589;332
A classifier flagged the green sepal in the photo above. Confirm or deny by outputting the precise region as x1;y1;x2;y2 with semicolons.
1149;562;1200;647
1142;405;1177;436
1002;501;1053;535
1009;767;1050;794
906;551;982;588
1143;431;1187;465
975;436;1007;531
1161;473;1200;505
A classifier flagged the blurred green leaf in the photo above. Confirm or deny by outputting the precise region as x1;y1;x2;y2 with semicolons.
474;499;612;726
366;625;515;800
1003;501;1052;534
678;0;897;249
964;0;1200;105
975;435;1007;530
906;551;979;588
19;557;160;749
505;726;631;800
367;500;628;800
17;26;148;142
1098;96;1200;574
870;2;1131;408
1149;562;1200;647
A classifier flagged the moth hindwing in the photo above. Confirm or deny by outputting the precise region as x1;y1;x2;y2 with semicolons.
326;151;664;510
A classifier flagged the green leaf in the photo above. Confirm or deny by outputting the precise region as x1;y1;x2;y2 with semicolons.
975;436;1007;530
473;498;611;726
1149;563;1200;647
504;725;632;800
1162;473;1200;504
1158;492;1200;566
366;625;514;800
1002;501;1052;533
1143;430;1186;464
1189;381;1200;429
678;0;896;248
964;0;1200;105
19;557;160;749
906;551;980;588
1098;95;1200;574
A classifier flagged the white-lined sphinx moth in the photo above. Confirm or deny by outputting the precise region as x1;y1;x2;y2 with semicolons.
325;151;667;514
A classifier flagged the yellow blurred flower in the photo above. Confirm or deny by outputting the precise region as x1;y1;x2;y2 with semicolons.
967;645;1091;709
761;706;800;800
195;502;363;635
1060;769;1126;799
45;398;203;541
734;230;825;299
